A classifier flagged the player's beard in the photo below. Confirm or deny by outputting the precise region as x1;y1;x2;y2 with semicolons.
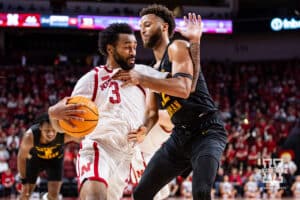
143;28;162;49
113;49;135;70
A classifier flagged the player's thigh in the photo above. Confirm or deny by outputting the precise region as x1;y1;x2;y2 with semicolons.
77;141;111;188
78;139;131;199
46;159;63;182
80;180;107;200
25;159;41;183
190;125;226;190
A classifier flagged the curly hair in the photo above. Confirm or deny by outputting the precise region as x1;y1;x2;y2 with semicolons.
98;23;134;56
140;4;175;38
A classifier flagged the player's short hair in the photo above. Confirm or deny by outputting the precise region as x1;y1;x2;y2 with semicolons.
140;4;175;38
98;23;134;56
35;113;50;126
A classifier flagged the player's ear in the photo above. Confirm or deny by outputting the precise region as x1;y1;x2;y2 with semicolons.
107;44;114;55
39;124;42;131
162;23;169;33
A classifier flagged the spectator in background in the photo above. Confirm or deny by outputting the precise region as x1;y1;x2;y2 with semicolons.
277;153;297;196
291;175;300;198
180;174;193;199
62;146;77;180
62;145;78;197
244;174;260;199
235;144;248;168
253;167;264;192
265;173;284;199
6;131;20;155
225;143;236;168
242;166;253;183
8;151;18;175
255;136;264;153
0;159;9;174
261;146;271;159
168;178;180;197
6;93;17;114
1;168;15;197
0;144;9;161
265;135;276;153
214;167;225;197
282;118;300;175
229;168;242;196
220;175;236;199
247;145;259;167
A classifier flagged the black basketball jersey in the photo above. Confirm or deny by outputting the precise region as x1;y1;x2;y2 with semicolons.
30;124;65;160
157;41;218;125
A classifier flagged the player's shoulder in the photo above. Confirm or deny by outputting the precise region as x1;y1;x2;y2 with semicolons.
168;40;190;59
169;39;189;50
91;65;113;74
83;66;111;77
22;128;34;144
25;128;34;137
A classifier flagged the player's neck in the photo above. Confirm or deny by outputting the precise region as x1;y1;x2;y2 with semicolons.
40;137;51;145
153;38;170;63
105;60;118;70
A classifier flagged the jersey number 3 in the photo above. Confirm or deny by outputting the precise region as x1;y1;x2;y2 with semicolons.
109;81;121;104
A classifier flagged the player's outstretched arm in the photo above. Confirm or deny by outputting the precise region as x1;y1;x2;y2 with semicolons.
178;13;202;92
113;41;193;99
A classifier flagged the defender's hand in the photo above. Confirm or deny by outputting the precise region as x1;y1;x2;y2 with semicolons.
178;13;203;43
127;126;147;144
112;70;143;87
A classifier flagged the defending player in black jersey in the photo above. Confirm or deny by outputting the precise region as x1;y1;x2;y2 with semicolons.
113;4;227;200
17;113;80;200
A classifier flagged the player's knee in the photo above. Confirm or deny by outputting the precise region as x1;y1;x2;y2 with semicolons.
193;184;211;200
80;191;106;200
80;180;107;200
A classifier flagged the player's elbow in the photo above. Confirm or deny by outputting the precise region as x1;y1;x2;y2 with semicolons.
176;77;192;99
176;91;189;99
177;85;191;99
182;90;191;99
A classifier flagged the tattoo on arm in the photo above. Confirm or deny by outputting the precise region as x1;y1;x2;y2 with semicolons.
189;42;201;92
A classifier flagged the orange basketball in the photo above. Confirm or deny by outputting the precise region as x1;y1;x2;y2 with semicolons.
58;96;99;138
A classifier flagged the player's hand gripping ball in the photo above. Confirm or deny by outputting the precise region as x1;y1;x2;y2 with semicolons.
59;96;99;138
